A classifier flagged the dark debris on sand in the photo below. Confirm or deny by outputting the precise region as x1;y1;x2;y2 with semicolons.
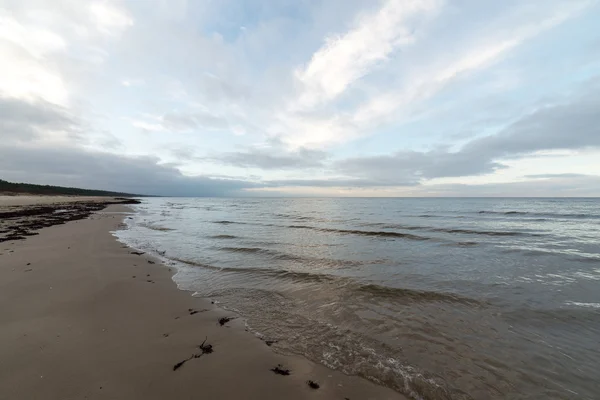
198;337;213;354
172;337;214;371
188;308;208;316
218;317;233;326
271;364;290;376
0;199;141;243
307;380;320;389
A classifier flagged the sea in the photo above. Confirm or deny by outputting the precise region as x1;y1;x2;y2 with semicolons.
114;197;600;400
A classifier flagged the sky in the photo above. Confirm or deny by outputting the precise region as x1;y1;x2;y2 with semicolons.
1;0;600;197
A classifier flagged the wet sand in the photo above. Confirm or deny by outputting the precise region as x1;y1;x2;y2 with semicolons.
0;202;403;399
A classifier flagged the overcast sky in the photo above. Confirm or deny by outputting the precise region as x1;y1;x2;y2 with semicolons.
1;0;599;196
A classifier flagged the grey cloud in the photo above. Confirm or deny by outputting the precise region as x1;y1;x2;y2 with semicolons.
336;150;503;184
264;178;419;188
464;89;600;160
336;84;600;183
213;147;329;170
0;144;259;197
0;96;79;141
422;175;600;197
0;96;255;196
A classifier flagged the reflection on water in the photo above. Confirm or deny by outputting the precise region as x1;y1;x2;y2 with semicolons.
116;198;600;400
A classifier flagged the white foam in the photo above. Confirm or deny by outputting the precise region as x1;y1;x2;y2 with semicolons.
565;301;600;309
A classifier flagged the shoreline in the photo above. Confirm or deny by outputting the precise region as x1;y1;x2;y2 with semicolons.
0;202;403;399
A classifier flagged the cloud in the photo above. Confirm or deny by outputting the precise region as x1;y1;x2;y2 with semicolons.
292;0;441;110
121;78;145;87
464;86;600;159
130;109;233;133
524;173;591;179
276;0;592;148
90;1;134;36
0;1;135;107
421;174;600;197
1;0;598;197
334;82;600;182
211;146;328;170
264;178;419;188
0;144;258;197
0;96;79;142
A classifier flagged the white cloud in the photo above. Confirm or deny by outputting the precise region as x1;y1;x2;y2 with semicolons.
277;0;593;149
0;11;69;105
121;78;145;87
0;1;135;107
130;119;164;132
292;0;442;111
89;1;133;36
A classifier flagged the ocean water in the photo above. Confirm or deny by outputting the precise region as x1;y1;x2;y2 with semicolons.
115;198;600;399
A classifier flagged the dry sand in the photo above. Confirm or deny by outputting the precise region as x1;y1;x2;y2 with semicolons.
0;203;404;400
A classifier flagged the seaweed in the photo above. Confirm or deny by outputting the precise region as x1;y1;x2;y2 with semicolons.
172;337;214;371
307;380;320;389
271;364;290;376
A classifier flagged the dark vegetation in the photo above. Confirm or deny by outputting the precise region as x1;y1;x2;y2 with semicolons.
307;380;320;389
271;364;291;376
0;179;144;197
0;198;141;243
173;337;214;371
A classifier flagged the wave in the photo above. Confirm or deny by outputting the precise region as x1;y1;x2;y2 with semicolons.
168;256;482;306
210;216;535;239
139;223;175;232
285;225;431;241
502;306;600;325
217;246;303;262
432;227;530;237
211;220;433;241
211;218;531;240
477;210;600;219
565;301;600;309
367;222;534;237
443;241;478;247
208;234;238;239
355;283;483;306
274;213;316;221
170;257;341;284
215;246;379;267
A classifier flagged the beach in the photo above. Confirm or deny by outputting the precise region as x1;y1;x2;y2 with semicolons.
0;199;402;400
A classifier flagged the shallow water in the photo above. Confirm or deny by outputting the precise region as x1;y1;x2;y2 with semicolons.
116;198;600;399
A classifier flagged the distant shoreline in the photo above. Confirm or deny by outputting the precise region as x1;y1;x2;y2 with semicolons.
0;178;145;197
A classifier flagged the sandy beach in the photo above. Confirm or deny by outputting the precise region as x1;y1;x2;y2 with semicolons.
0;200;403;400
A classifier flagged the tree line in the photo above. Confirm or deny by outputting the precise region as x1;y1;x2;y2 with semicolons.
0;179;142;197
